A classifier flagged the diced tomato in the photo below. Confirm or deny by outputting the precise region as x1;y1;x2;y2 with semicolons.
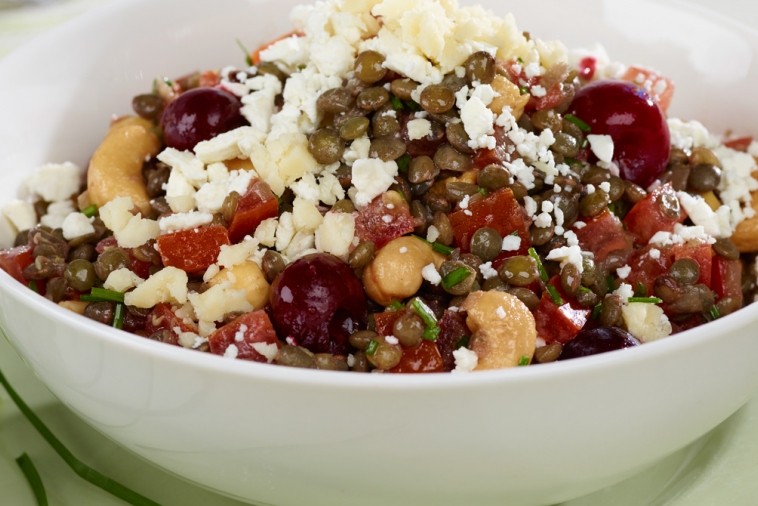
711;256;743;306
355;191;415;249
388;341;445;373
531;83;571;112
251;30;302;65
723;136;753;152
436;308;469;371
157;224;230;275
574;210;633;268
0;244;33;283
372;309;405;336
144;303;198;346
624;246;671;296
227;178;279;244
448;188;530;253
473;126;510;169
671;242;713;287
533;291;591;344
199;70;220;88
623;183;686;245
620;65;675;112
208;310;278;362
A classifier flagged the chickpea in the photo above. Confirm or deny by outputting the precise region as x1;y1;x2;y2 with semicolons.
208;261;270;310
362;236;445;306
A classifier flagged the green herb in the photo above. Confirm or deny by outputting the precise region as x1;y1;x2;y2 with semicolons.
27;280;39;293
390;96;404;110
411;297;440;341
634;282;647;297
527;247;549;282
592;303;603;320
546;284;564;306
113;303;125;330
564;114;591;133
564;157;580;167
518;355;530;366
441;267;471;291
0;369;159;506
396;154;412;172
413;235;453;256
366;339;379;356
404;100;422;112
518;86;529;95
236;39;253;66
627;296;663;304
80;204;98;218
708;305;721;321
606;275;617;292
386;300;404;311
477;187;488;196
79;287;124;304
455;335;470;349
16;453;47;506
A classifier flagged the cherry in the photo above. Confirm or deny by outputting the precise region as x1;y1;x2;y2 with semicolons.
269;253;367;355
568;80;670;188
160;87;245;151
558;326;640;360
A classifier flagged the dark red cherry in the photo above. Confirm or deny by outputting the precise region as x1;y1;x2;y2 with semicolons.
160;87;245;151
269;253;367;355
558;326;640;360
569;80;670;188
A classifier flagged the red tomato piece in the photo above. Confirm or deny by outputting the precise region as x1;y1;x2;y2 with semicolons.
624;246;670;296
144;303;198;346
473;126;510;169
157;224;230;275
671;242;713;287
208;310;278;362
355;191;415;249
199;70;220;88
623;183;686;245
227;178;279;244
533;292;591;345
574;210;633;268
0;244;33;284
711;256;743;305
251;30;303;65
388;341;445;373
372;309;405;337
620;65;675;112
448;188;531;252
723;136;753;152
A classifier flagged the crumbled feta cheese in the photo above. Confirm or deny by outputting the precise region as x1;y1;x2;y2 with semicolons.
406;118;432;140
667;118;718;152
613;283;635;303
224;344;239;359
501;234;521;251
158;148;206;186
479;261;498;280
350;158;399;207
103;268;144;293
426;225;440;243
1;200;37;233
545;245;584;273
99;196;159;248
453;347;478;373
217;237;260;269
648;248;661;259
530;85;547;97
254;217;278;247
385;335;400;345
315;212;355;259
587;134;614;164
495;305;507;319
676;191;731;238
189;283;252;322
40;200;76;229
124;267;188;308
421;263;442;285
61;212;95;240
621;302;672;343
158;211;213;233
649;223;716;246
24;162;81;202
292;197;324;232
252;342;279;363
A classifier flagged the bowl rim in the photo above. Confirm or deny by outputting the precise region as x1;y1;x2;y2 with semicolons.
1;0;757;392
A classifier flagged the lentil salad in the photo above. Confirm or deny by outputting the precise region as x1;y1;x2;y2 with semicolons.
1;0;757;373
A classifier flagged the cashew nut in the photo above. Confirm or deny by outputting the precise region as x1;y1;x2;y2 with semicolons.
460;290;537;370
362;236;445;306
489;75;530;121
58;300;88;315
208;260;269;310
731;189;758;252
86;116;161;216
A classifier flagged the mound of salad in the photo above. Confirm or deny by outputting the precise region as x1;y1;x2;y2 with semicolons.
1;0;757;373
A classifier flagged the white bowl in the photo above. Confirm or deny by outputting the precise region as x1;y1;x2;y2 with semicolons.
1;1;757;505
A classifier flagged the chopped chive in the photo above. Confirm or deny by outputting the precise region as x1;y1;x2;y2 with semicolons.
390;96;404;110
634;282;647;297
441;267;471;291
527;247;549;282
386;300;404;311
16;453;48;506
518;86;529;95
431;242;453;255
592;302;603;320
606;275;617;292
546;284;564;306
577;286;592;295
477;186;488;196
411;297;439;341
455;335;470;349
28;280;39;293
0;369;160;506
79;287;124;304
366;339;379;355
708;305;721;321
404;100;422;112
564;157;580;166
564;114;591;133
396;154;412;172
236;38;253;66
113;303;125;330
81;204;98;218
518;355;530;366
627;296;663;304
